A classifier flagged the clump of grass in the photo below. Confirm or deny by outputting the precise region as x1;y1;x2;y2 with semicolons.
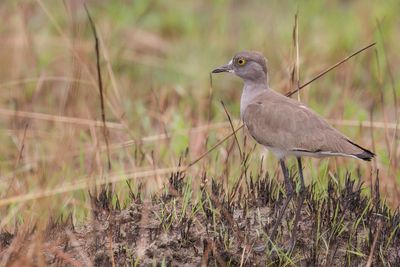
1;166;399;266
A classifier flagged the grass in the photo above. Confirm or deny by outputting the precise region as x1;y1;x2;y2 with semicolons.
0;0;399;265
16;169;394;266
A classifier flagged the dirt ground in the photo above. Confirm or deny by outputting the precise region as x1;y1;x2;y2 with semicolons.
1;172;399;266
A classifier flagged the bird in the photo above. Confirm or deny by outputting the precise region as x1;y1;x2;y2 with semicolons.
212;51;375;245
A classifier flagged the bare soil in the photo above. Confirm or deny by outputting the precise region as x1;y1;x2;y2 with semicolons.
1;171;399;266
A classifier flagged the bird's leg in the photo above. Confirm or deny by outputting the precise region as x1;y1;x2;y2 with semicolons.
297;157;305;193
270;159;293;243
289;157;306;251
280;158;293;195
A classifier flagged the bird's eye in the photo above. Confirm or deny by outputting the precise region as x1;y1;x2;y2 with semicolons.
237;58;246;66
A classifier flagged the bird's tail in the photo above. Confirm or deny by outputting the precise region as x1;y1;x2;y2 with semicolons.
347;139;375;161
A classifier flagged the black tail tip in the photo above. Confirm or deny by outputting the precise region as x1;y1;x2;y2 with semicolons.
346;139;375;161
354;150;375;161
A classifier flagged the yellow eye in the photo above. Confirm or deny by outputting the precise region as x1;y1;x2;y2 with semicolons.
237;58;246;66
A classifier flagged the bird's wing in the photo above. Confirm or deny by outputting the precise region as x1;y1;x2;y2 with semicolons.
243;94;370;157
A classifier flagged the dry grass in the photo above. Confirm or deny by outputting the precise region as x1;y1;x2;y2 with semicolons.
0;0;399;265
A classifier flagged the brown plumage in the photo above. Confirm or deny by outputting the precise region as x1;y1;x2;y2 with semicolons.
212;51;374;161
243;89;374;161
212;50;375;246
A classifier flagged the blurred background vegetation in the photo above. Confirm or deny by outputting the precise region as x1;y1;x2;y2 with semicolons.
0;0;399;229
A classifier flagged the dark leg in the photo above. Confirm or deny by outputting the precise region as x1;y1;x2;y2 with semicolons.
297;157;305;193
289;157;306;251
280;159;293;195
270;159;293;242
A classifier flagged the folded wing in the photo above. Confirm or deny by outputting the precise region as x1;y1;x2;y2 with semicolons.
243;92;374;160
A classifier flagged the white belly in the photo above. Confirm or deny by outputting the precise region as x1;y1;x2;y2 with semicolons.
264;146;358;160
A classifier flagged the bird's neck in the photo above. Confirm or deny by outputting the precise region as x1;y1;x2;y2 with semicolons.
240;80;269;119
243;78;268;88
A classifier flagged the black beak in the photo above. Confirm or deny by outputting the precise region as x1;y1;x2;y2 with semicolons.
211;63;233;73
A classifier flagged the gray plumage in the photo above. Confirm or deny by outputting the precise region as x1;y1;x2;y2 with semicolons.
212;51;374;161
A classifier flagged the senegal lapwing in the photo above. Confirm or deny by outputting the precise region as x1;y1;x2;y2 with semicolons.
212;51;374;246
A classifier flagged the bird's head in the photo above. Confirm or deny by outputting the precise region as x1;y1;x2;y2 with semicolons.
212;51;268;84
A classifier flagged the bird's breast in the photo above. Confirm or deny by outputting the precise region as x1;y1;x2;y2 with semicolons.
240;85;267;119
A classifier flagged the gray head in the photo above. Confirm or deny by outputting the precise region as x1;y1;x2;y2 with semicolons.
212;51;268;84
